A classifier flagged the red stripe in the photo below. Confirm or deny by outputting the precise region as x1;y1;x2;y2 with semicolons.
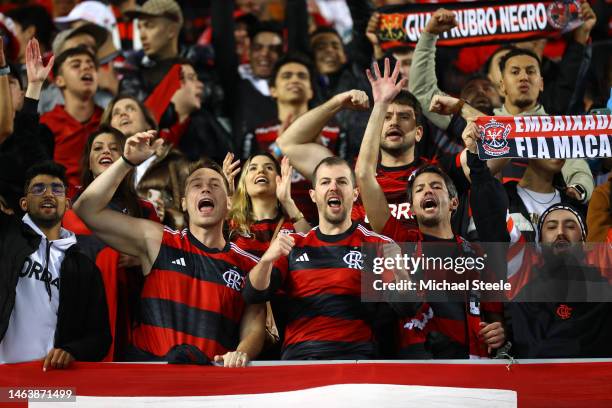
132;324;227;358
289;268;361;297
284;316;373;346
142;269;244;323
3;360;612;407
432;316;467;345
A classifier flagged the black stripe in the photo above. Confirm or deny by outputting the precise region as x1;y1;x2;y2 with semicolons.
154;244;247;289
282;340;376;360
140;298;240;351
286;293;366;322
428;301;468;321
314;221;359;242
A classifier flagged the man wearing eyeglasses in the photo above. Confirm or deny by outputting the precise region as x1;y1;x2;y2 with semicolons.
0;161;111;369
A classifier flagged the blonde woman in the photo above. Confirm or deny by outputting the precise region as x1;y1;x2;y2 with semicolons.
226;152;311;257
225;152;310;359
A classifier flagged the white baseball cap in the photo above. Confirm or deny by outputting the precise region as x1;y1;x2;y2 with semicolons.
54;1;117;33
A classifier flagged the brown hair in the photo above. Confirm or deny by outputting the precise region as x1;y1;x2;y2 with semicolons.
78;125;142;217
100;94;158;133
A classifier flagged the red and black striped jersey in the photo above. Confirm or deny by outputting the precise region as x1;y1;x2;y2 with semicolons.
381;216;502;359
230;217;296;258
243;120;346;223
131;227;259;359
352;162;420;228
265;222;394;359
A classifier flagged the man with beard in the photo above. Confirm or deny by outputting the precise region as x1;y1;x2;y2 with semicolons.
355;60;505;359
243;156;398;359
466;129;612;358
74;131;266;366
414;9;593;197
0;162;111;368
276;75;460;229
240;53;345;222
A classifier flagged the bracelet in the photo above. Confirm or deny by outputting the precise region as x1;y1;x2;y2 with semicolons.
290;212;305;223
0;65;10;76
121;154;138;167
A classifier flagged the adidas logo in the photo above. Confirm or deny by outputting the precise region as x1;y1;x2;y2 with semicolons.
296;253;310;262
171;257;186;266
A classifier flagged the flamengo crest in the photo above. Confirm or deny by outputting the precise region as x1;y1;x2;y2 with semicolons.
479;119;512;157
223;269;244;291
343;251;364;270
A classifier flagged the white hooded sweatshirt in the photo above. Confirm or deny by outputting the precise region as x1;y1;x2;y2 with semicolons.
0;215;77;364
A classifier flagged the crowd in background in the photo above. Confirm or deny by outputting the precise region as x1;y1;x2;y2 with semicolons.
0;0;611;368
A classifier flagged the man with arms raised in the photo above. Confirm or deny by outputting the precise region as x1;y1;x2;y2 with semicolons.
357;60;505;358
243;156;397;359
74;131;265;366
277;81;434;228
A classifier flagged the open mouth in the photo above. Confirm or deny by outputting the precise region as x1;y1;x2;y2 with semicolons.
119;118;131;127
197;197;215;214
255;59;271;69
81;73;94;84
385;129;403;140
327;197;341;210
322;55;336;64
41;201;56;210
99;157;113;165
254;176;268;185
421;197;438;212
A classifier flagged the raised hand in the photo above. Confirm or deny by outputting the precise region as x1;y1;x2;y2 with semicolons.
276;156;293;206
366;58;406;104
429;94;462;116
462;121;480;154
262;231;295;263
573;0;597;44
333;89;370;111
123;130;163;166
365;12;381;46
424;8;458;35
26;38;54;85
222;152;241;196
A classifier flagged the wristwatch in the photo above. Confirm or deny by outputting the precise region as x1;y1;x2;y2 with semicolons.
568;184;587;202
0;65;10;76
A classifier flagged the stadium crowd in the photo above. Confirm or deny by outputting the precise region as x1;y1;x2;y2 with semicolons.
0;0;611;369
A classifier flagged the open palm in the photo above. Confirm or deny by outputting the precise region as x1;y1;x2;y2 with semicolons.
276;156;293;205
26;38;54;84
366;58;406;104
124;131;163;165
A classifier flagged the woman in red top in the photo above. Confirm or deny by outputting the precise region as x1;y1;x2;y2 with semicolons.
226;152;310;358
63;126;159;361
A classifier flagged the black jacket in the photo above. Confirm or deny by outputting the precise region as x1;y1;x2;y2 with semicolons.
504;180;584;242
0;213;111;361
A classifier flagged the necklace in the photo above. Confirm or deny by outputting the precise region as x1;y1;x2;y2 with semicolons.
519;186;558;205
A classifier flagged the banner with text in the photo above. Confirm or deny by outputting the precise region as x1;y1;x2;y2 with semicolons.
377;1;570;49
475;115;612;160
